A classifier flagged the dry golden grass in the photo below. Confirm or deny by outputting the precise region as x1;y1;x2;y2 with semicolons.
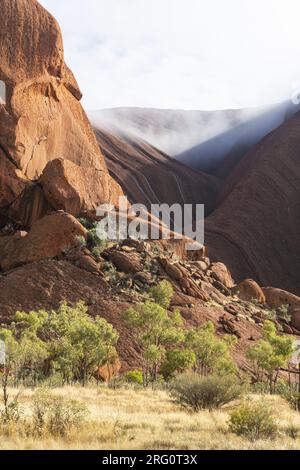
0;386;300;450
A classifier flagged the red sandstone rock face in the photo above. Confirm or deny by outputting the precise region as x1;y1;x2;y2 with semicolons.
206;112;300;296
0;0;123;224
40;158;124;216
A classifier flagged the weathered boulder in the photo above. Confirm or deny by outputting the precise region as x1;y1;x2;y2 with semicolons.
262;287;300;331
97;358;121;383
234;279;266;303
108;251;143;274
40;158;123;216
0;212;87;271
262;287;300;311
159;258;188;281
133;272;153;285
210;262;234;288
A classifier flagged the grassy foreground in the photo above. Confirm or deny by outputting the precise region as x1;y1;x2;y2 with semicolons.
1;387;300;450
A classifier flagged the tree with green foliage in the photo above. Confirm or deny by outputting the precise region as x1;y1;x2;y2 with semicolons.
246;320;294;393
122;300;184;385
160;348;196;380
122;281;185;385
0;302;119;387
185;321;237;377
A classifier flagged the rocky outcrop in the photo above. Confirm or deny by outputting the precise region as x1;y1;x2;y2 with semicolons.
40;158;123;216
0;0;122;225
206;111;300;296
262;287;300;311
234;279;266;304
0;212;86;271
107;250;144;274
210;262;235;289
262;287;300;332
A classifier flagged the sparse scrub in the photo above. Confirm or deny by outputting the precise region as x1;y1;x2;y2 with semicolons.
229;400;278;442
169;373;244;412
0;387;299;449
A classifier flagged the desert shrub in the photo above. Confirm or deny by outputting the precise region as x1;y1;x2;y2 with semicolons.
48;396;88;436
0;399;21;426
87;227;108;252
149;280;173;309
169;373;243;412
77;217;97;230
277;305;292;323
282;390;300;411
92;246;103;260
74;235;87;249
228;401;277;441
123;370;143;386
32;389;88;437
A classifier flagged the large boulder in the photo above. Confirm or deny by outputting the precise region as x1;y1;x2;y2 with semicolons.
262;287;300;331
0;212;87;271
108;250;143;274
262;287;300;311
0;0;123;224
210;262;235;289
234;279;266;304
40;158;123;216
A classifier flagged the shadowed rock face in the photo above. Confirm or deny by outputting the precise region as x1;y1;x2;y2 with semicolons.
94;124;219;216
205;111;300;296
0;0;122;225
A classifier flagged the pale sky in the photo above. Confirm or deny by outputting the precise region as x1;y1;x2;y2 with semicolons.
39;0;300;110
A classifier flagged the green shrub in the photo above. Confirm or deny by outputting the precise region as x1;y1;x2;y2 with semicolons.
277;305;292;323
123;370;143;386
87;228;108;252
77;217;97;230
74;235;87;249
149;280;173;309
281;388;300;411
228;401;277;441
0;400;21;426
169;373;243;412
32;389;89;437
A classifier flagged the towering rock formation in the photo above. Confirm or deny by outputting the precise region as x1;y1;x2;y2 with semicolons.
0;0;122;226
205;112;300;296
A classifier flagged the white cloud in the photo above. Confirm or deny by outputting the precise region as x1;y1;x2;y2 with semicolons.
39;0;300;110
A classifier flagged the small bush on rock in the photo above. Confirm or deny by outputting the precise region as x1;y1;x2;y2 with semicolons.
169;373;243;412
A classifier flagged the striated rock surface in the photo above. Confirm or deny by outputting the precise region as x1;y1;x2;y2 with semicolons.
94;125;218;216
206;112;300;296
0;0;122;224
